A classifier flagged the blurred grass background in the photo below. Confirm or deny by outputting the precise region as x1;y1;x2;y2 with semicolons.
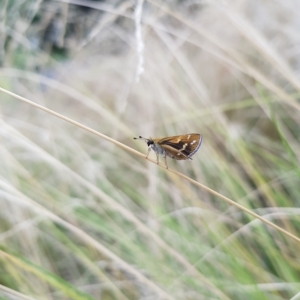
0;0;300;299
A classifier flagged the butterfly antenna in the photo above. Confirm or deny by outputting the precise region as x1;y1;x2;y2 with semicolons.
133;136;147;141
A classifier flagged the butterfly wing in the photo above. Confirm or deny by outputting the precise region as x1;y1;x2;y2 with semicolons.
158;134;203;160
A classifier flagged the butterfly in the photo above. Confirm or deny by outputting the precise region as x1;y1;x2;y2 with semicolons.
134;133;203;168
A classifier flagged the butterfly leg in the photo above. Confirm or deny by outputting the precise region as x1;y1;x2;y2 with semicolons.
163;153;168;169
146;148;151;159
156;152;160;165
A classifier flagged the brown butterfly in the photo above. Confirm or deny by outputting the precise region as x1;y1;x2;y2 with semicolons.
133;133;203;168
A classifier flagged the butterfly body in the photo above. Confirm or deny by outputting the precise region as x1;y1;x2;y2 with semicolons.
134;133;203;168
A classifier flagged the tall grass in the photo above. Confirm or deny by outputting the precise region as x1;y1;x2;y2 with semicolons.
0;0;300;299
